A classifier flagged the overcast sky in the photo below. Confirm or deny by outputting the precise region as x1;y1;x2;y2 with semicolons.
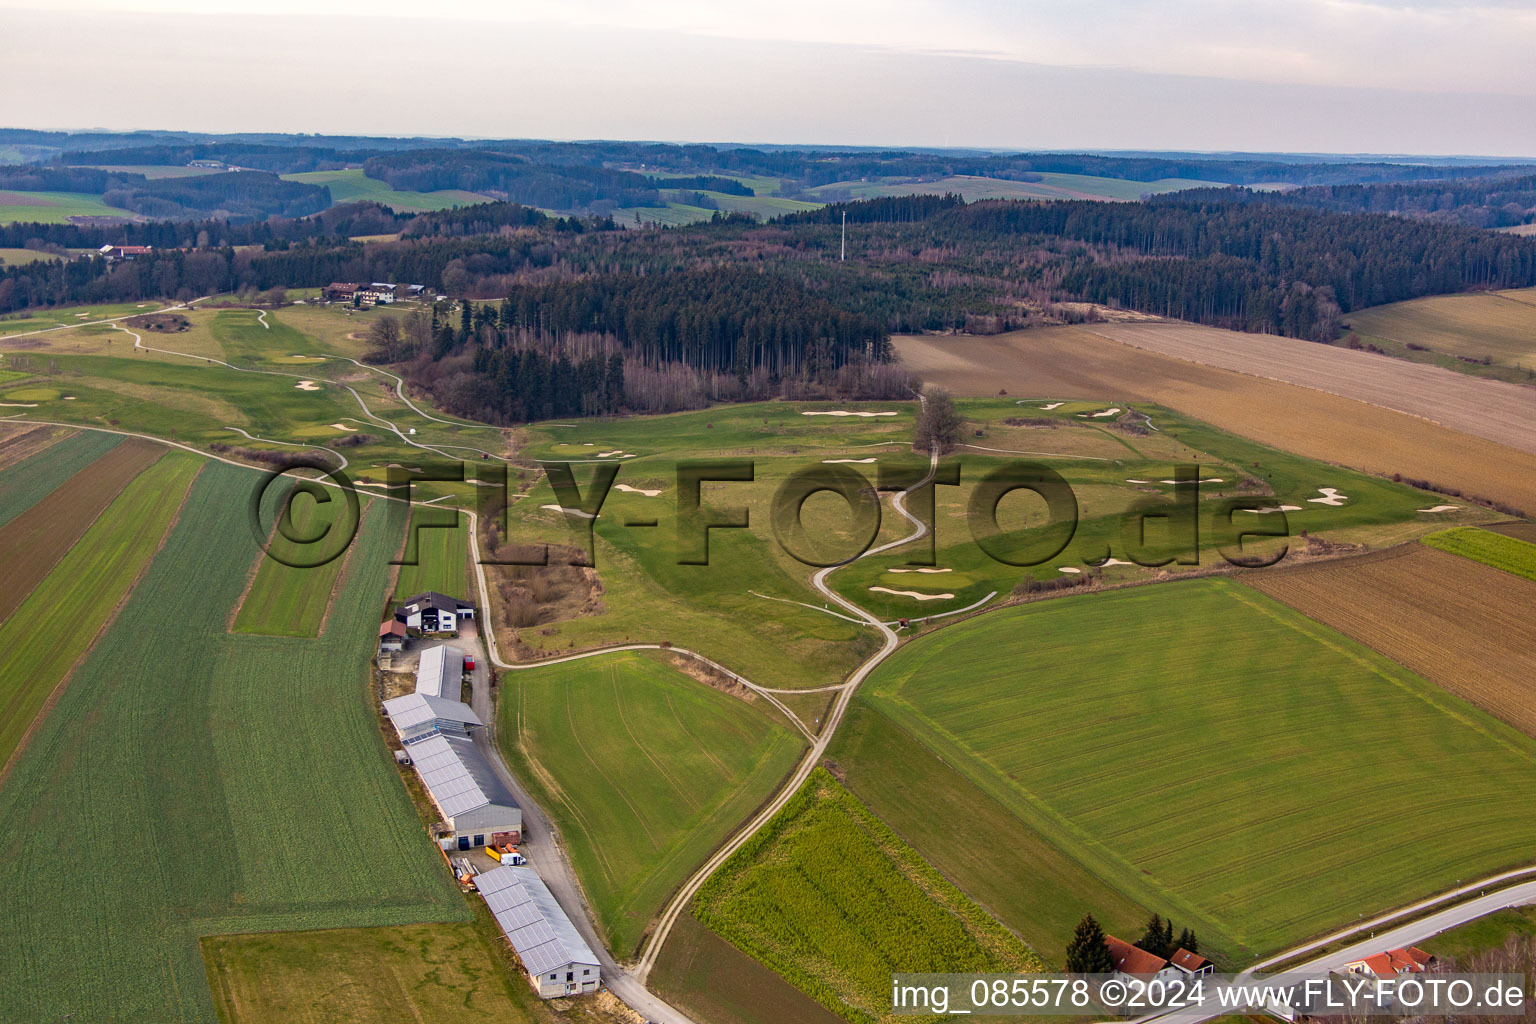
5;1;1536;155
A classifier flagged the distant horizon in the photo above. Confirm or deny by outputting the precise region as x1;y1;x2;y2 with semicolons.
6;3;1536;157
6;127;1536;165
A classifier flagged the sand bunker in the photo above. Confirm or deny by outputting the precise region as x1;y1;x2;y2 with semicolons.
822;457;877;464
1096;558;1134;567
541;504;597;519
330;423;353;430
596;450;635;458
802;410;898;418
63;396;76;400
1239;505;1303;514
869;586;955;601
1079;407;1121;418
1417;505;1460;513
1126;479;1151;484
1057;567;1082;574
887;567;952;574
1159;478;1225;484
1307;487;1349;506
294;380;320;392
1038;402;1064;410
614;483;662;497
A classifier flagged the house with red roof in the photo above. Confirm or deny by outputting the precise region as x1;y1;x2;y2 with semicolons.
1344;946;1433;977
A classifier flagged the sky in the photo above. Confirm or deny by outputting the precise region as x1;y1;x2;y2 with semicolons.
4;0;1536;155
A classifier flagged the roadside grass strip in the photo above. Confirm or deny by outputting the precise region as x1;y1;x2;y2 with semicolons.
0;428;121;529
858;578;1536;961
0;450;198;770
499;650;803;956
0;461;466;1023
1421;526;1536;583
693;769;1042;1024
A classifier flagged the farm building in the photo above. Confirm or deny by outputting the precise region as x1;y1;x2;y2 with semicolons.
396;591;474;634
1344;947;1433;977
383;691;484;744
378;619;408;652
323;282;362;302
98;244;153;261
408;733;521;849
360;282;398;304
413;644;464;699
476;865;602;998
1167;948;1214;976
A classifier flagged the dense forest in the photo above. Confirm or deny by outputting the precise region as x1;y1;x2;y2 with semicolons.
1166;175;1536;229
359;149;663;210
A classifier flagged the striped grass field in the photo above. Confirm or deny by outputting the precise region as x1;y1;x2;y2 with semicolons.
0;429;121;528
498;650;803;955
0;460;466;1023
0;450;199;770
1421;525;1536;583
391;507;470;604
694;769;1042;1024
858;578;1536;960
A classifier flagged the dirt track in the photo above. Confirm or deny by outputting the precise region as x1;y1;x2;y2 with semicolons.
1244;545;1536;738
893;327;1536;513
1084;321;1536;454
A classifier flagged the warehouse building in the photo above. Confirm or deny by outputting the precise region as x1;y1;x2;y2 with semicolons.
382;691;484;744
477;865;602;998
408;733;522;849
414;644;464;699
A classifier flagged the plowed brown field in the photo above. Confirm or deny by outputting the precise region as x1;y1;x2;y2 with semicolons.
893;327;1536;512
0;439;164;620
1487;521;1536;544
1084;321;1536;453
1244;545;1536;737
0;423;72;470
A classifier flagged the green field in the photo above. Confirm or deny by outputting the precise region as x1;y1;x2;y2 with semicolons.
1422;526;1536;582
0;299;160;336
0;451;199;769
281;168;492;212
827;702;1148;965
0;189;135;223
0;246;71;266
1422;906;1536;964
694;769;1042;1024
232;486;374;637
857;579;1536;960
0;461;467;1022
83;164;225;179
203;922;536;1024
392;507;470;603
498;650;803;954
0;429;121;528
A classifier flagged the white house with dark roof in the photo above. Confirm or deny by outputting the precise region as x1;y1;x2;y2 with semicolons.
396;592;474;634
477;865;601;998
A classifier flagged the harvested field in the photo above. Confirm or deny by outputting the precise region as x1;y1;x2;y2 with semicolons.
0;439;164;620
1486;521;1536;544
651;914;846;1024
0;423;71;470
892;327;1536;513
1081;321;1536;452
1244;545;1536;738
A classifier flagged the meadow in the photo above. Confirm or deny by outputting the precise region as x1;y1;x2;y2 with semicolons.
281;168;493;212
858;578;1536;959
392;506;470;602
0;460;467;1023
0;188;134;223
0;450;199;772
1246;545;1536;738
1421;525;1536;582
693;769;1042;1024
497;650;803;955
1346;288;1536;373
202;922;533;1024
